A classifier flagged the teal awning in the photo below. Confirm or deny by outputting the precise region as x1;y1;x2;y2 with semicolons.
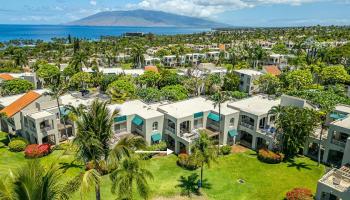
114;115;127;123
132;116;143;126
151;133;162;142
194;112;204;118
330;113;346;120
228;130;238;137
208;112;220;122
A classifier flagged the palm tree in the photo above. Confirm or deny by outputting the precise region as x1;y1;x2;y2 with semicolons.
79;169;101;200
11;48;28;68
67;100;117;200
191;131;217;188
131;45;145;69
70;51;88;72
108;135;147;170
211;91;230;152
69;100;118;160
268;105;284;150
45;76;68;139
317;111;327;166
0;160;78;200
110;155;153;200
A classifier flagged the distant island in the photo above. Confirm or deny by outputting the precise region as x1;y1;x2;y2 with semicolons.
66;9;227;28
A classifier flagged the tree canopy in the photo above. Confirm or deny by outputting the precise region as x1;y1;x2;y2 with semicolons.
108;77;136;103
161;85;188;101
1;79;34;96
320;65;350;85
69;72;93;90
36;63;60;86
284;69;313;90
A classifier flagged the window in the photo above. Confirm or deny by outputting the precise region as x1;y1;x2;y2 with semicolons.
166;119;175;133
114;122;127;134
24;117;28;127
152;122;158;131
194;118;203;129
229;118;235;127
270;115;276;123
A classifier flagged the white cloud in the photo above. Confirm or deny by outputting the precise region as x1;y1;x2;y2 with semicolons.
90;0;97;6
128;0;322;17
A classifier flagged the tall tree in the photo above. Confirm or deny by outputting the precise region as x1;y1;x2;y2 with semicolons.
110;155;153;200
131;45;145;69
44;76;68;138
0;160;78;200
191;131;217;188
211;91;231;152
272;106;319;157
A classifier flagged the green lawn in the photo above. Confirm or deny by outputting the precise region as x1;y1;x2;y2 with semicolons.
0;133;325;200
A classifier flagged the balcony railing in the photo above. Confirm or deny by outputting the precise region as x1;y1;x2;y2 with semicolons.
166;126;175;134
240;122;254;130
207;122;219;131
115;128;127;134
331;139;346;148
41;125;53;132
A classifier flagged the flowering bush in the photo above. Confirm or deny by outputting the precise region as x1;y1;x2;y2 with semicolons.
258;148;284;164
177;153;198;170
286;188;313;200
24;144;51;158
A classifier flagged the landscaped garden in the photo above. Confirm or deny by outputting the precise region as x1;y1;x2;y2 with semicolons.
0;132;325;200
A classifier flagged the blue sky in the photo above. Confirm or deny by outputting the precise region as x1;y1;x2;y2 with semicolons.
0;0;349;26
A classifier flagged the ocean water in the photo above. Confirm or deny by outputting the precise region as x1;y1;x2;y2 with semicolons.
0;24;211;42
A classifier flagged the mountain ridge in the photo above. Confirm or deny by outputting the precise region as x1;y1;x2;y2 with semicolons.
66;9;227;28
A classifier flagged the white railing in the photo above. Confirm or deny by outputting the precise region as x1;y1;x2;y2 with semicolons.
166;126;175;134
41;125;53;133
240;122;254;130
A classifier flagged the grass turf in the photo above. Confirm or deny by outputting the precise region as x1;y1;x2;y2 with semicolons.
0;132;325;200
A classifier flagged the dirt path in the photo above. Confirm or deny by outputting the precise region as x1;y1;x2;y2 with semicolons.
231;144;249;153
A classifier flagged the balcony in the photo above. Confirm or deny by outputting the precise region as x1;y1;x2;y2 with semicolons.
166;126;175;134
258;126;276;138
240;122;254;130
331;139;346;148
319;167;350;192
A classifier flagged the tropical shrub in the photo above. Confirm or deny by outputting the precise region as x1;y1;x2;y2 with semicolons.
12;137;29;144
52;142;77;152
220;145;232;155
140;141;167;159
8;139;27;152
146;141;167;151
258;148;284;164
24;144;51;158
285;188;313;200
177;153;199;170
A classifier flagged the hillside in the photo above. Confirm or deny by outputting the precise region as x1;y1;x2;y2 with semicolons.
67;9;226;28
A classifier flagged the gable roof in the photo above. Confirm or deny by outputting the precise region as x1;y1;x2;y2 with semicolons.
0;91;41;118
0;74;14;81
263;65;282;76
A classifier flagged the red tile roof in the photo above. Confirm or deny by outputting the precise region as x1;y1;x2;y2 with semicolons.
264;65;281;76
0;74;14;81
144;65;159;73
0;91;41;118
